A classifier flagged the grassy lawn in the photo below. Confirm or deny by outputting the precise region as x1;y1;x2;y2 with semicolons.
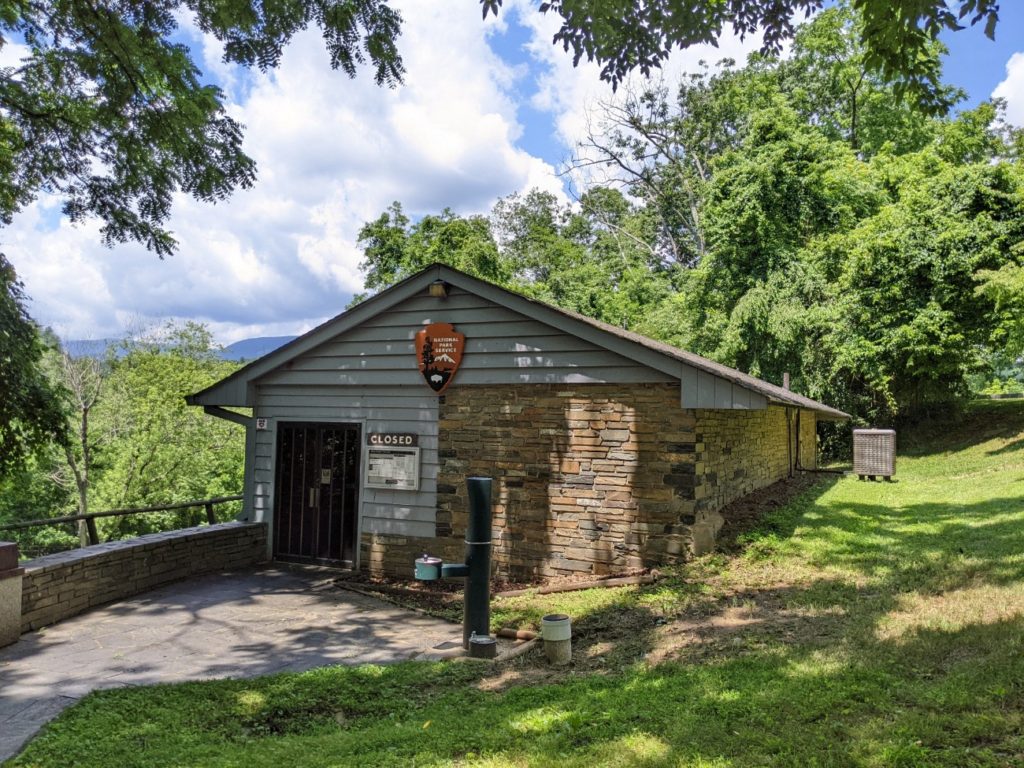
9;400;1024;767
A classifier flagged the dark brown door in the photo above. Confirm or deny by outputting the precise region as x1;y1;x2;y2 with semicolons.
274;423;361;566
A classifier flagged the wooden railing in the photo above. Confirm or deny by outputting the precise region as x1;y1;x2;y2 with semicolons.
0;495;244;547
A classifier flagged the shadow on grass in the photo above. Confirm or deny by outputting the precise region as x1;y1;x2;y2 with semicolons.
900;399;1024;457
14;608;1023;768
988;437;1024;456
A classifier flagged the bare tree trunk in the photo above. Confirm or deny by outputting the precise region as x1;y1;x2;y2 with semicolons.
56;350;101;547
65;436;90;547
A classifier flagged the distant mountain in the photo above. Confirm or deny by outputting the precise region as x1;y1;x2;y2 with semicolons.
64;335;297;362
220;336;297;362
64;339;120;358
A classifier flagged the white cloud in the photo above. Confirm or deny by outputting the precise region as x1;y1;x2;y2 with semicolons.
0;41;29;68
993;51;1024;126
3;1;562;341
503;1;762;194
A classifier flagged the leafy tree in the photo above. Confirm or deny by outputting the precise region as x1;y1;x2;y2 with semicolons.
573;81;721;267
0;254;65;479
1;0;403;256
778;5;956;154
359;188;673;330
691;103;1024;421
89;322;245;538
824;144;1024;418
356;202;509;296
642;102;881;387
4;322;246;551
516;188;672;328
568;4;953;271
48;347;105;545
977;263;1024;356
483;0;1000;111
0;452;76;557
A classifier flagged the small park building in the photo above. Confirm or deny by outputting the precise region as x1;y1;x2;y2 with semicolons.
188;264;847;580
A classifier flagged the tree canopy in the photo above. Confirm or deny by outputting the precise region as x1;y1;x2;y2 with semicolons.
0;254;64;478
483;0;1001;112
0;0;1007;257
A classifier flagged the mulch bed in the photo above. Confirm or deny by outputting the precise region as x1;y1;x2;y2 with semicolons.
334;567;653;618
714;473;831;550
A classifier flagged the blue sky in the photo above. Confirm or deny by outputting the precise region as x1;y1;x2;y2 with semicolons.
2;2;1022;344
940;2;1024;107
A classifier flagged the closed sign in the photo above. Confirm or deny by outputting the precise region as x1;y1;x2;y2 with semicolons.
368;433;418;447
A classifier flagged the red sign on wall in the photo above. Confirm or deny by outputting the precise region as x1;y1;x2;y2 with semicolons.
415;322;465;394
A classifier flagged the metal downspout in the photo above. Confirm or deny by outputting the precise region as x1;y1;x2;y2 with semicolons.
786;407;794;478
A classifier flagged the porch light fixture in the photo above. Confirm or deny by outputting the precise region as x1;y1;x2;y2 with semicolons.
429;280;449;299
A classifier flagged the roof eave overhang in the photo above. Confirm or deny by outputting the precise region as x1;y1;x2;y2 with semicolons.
187;266;447;407
187;263;850;420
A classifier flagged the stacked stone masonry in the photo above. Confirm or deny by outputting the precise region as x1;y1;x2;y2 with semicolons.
391;383;820;581
20;522;267;632
359;532;463;580
697;404;817;540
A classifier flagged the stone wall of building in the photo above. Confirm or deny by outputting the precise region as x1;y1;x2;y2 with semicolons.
692;407;815;550
435;384;693;579
20;522;267;632
359;531;462;581
799;410;818;470
358;384;820;581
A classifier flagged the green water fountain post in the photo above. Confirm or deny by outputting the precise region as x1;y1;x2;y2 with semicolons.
414;476;492;649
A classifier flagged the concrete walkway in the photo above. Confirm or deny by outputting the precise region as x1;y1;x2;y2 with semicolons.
0;567;460;762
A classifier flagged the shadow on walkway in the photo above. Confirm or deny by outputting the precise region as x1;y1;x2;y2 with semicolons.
0;566;458;762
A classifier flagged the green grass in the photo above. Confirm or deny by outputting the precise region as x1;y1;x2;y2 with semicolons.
9;400;1024;767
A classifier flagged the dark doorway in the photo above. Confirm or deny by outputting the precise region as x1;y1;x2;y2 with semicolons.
274;422;361;567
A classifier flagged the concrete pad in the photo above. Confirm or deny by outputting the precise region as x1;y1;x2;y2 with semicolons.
0;566;459;763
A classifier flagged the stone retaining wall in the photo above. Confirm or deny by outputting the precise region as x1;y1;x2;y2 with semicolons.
1;542;23;647
21;522;267;632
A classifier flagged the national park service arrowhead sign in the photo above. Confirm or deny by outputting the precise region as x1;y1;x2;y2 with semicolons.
415;322;465;394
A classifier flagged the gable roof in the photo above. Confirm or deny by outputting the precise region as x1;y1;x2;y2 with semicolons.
187;264;849;420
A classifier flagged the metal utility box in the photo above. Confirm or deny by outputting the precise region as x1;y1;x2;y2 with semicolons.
853;429;896;480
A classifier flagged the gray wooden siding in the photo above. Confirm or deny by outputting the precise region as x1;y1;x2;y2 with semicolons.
249;286;674;556
259;288;674;389
679;366;769;410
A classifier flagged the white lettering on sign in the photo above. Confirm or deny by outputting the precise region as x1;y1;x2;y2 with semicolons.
432;337;459;358
368;433;418;447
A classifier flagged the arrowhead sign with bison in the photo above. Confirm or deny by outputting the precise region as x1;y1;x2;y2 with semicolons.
415;322;465;394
